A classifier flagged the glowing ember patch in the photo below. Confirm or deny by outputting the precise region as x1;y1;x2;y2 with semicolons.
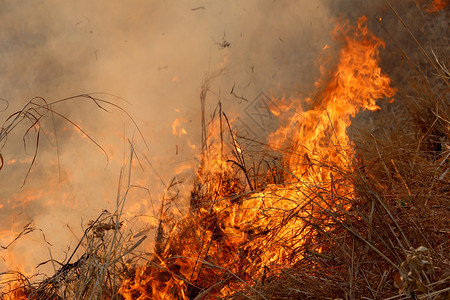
424;0;449;13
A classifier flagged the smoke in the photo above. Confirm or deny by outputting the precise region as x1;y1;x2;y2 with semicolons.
0;0;391;275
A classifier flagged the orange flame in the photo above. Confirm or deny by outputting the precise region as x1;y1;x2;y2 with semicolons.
118;15;396;299
172;117;188;137
422;0;449;13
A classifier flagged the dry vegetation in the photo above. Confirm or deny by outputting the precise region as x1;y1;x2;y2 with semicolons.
1;1;448;299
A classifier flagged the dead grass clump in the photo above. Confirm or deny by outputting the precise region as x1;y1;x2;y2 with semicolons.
1;210;131;299
1;147;147;300
230;121;448;299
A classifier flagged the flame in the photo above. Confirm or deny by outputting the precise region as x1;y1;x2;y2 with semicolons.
199;115;231;175
422;0;449;13
5;159;33;166
172;117;188;137
119;16;395;299
0;163;81;285
0;273;29;300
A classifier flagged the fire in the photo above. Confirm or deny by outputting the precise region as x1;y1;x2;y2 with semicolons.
0;273;29;300
172;118;188;137
423;0;449;13
0;177;69;278
119;16;395;299
199;114;231;175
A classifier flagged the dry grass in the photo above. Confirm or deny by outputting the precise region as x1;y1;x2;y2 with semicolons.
1;2;449;300
0;96;146;300
1;147;150;300
226;3;449;299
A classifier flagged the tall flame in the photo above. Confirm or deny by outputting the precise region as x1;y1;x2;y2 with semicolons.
122;16;397;299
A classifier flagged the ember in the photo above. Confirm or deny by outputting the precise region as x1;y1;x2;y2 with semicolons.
422;0;449;13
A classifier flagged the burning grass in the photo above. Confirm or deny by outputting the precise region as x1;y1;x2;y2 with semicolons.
1;3;449;300
118;14;449;300
1;148;141;299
